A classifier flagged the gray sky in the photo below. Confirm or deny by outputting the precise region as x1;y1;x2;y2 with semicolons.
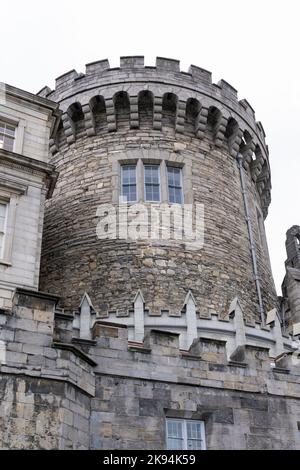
2;0;299;293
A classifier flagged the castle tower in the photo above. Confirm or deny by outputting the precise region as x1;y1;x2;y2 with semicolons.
2;58;300;451
38;56;277;332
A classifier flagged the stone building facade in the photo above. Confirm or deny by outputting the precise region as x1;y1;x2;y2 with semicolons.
0;57;300;450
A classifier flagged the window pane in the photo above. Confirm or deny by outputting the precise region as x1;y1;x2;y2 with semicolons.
167;438;184;450
167;420;184;450
167;167;183;204
187;421;202;439
144;165;160;201
187;439;202;450
0;121;15;151
121;165;137;202
167;420;183;438
187;421;203;450
145;165;159;184
122;165;136;184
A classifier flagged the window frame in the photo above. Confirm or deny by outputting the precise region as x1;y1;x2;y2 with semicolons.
166;418;206;450
167;165;184;204
0;120;16;152
0;113;26;155
120;164;138;203
113;155;192;206
144;163;161;203
0;181;27;266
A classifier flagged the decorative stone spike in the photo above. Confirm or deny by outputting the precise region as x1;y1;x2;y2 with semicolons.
227;297;247;362
266;308;285;358
183;291;198;351
133;290;145;343
76;293;97;340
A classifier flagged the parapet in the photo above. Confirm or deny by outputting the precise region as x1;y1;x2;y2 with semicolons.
38;56;271;217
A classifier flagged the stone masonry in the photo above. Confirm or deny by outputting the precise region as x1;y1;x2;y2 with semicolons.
0;57;300;450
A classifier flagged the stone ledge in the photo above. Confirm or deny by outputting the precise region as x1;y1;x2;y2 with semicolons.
52;342;97;367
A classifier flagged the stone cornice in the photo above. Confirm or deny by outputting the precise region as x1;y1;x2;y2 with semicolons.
0;149;58;198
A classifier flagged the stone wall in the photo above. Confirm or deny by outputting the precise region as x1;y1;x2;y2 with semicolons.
0;85;59;308
1;289;300;449
39;57;277;324
0;289;95;450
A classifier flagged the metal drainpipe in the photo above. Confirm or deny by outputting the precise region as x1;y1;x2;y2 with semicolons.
237;153;265;325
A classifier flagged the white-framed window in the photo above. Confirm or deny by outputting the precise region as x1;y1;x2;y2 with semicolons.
121;164;137;202
167;166;183;204
115;158;191;205
144;164;160;202
166;418;206;450
0;200;7;258
0;121;16;152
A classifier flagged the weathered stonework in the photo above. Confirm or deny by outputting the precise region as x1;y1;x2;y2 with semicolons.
39;57;276;324
1;56;300;450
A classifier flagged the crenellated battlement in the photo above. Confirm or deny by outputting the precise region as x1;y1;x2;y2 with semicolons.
65;290;300;365
38;56;271;217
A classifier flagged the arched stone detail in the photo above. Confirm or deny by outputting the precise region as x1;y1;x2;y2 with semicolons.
138;90;154;129
162;92;178;133
90;95;107;133
114;91;130;131
185;98;201;136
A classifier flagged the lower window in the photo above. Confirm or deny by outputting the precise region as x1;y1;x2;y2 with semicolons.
166;418;206;450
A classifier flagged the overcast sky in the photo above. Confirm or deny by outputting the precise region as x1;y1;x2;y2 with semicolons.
1;0;299;293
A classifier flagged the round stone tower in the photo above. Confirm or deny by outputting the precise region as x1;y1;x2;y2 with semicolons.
38;56;277;329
